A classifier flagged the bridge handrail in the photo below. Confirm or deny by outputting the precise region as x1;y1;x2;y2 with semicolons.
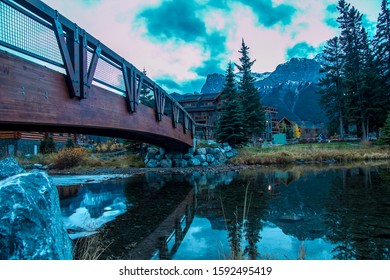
0;0;196;135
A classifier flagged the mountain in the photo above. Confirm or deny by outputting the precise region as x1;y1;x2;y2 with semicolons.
200;57;326;123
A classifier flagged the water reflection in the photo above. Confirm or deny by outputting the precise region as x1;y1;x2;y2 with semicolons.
58;164;390;260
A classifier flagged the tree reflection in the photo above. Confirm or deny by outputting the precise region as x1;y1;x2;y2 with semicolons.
218;175;270;259
324;167;390;260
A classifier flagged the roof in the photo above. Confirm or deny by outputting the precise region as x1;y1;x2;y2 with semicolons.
171;92;221;102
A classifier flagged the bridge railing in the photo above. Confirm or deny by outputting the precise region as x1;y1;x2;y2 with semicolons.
0;0;196;137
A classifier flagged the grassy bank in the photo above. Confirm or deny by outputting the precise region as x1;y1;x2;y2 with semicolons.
16;148;144;170
230;142;390;165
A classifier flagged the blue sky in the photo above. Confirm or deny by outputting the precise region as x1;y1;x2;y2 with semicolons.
43;0;383;94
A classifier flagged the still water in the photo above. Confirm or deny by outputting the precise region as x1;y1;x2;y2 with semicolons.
56;164;390;260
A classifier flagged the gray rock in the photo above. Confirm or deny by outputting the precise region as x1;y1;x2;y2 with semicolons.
206;154;215;163
172;153;183;160
160;159;173;168
183;153;194;160
146;147;159;160
187;158;201;167
165;153;173;160
173;159;188;168
0;171;73;259
188;147;195;155
195;148;207;155
206;147;216;155
195;155;206;163
146;159;159;168
155;154;164;161
225;152;235;159
201;162;209;167
0;158;25;180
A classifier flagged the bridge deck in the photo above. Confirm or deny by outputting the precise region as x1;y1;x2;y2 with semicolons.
0;50;193;151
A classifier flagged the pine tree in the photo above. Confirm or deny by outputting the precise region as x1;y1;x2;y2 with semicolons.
215;62;248;147
360;27;385;135
39;136;56;154
379;112;390;144
139;68;154;108
373;0;390;127
337;1;370;140
318;36;347;139
235;39;265;144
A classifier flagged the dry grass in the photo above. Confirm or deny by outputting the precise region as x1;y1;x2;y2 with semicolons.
231;143;390;166
73;231;112;260
17;149;145;170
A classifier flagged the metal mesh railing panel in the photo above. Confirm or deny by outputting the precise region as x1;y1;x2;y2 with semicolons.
0;1;62;65
87;50;126;92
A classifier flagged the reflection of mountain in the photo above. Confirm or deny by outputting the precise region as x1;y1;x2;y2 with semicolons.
60;180;129;238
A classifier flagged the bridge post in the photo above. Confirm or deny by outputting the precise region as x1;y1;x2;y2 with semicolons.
153;86;165;121
123;65;143;113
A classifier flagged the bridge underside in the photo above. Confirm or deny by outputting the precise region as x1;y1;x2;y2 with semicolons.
0;51;193;152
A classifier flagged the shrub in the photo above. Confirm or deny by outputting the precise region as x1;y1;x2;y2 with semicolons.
53;148;87;169
39;137;56;154
65;138;76;148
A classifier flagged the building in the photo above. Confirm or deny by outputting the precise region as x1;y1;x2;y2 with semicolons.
174;92;222;139
278;117;323;140
174;92;279;141
0;131;77;157
264;107;279;141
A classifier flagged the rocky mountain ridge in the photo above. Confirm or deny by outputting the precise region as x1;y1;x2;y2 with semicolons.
200;56;326;123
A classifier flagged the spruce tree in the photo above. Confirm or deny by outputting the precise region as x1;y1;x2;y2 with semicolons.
379;112;390;144
215;62;248;147
139;68;154;108
318;36;347;139
235;39;264;144
337;1;370;140
373;0;390;127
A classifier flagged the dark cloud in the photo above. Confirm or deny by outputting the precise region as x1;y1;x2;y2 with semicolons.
324;4;338;28
156;77;205;94
138;0;206;42
238;0;296;27
206;32;227;56
194;58;225;77
286;42;317;59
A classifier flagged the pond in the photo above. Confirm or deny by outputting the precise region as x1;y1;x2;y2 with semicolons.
55;163;390;260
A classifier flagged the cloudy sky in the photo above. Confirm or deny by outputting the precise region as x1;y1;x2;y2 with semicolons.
42;0;383;94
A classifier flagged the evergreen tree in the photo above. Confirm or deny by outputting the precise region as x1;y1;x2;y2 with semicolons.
235;39;265;144
65;138;76;149
373;0;390;87
39;136;56;154
360;28;385;135
139;68;154;108
373;0;390;127
215;62;248;147
379;112;390;144
337;1;370;140
318;36;347;139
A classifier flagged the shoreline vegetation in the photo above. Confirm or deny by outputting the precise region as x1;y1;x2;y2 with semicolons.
12;142;390;176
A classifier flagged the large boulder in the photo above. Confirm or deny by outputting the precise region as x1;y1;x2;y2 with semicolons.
0;171;73;259
0;158;25;180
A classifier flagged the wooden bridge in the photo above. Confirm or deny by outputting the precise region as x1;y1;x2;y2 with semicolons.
0;0;196;151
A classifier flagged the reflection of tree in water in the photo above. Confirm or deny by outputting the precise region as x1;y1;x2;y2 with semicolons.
324;167;390;260
218;175;269;259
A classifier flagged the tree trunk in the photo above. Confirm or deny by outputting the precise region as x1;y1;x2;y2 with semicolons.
339;109;345;140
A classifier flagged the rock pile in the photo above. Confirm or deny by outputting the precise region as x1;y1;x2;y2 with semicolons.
145;143;238;168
